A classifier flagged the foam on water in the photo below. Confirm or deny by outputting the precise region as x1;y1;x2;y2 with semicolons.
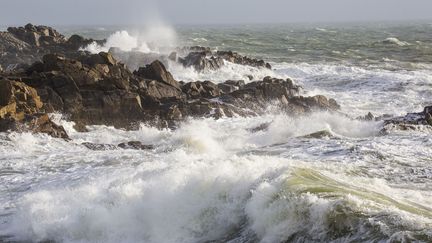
1;112;431;242
168;60;280;83
272;62;432;117
83;22;177;54
2;23;432;242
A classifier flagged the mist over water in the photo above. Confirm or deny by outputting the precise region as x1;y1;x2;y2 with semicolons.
1;21;432;242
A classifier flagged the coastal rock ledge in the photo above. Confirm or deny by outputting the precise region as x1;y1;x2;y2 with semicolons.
0;24;341;138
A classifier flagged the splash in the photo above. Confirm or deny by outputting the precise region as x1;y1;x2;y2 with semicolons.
83;21;177;54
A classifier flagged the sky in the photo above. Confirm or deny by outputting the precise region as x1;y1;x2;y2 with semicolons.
1;0;432;26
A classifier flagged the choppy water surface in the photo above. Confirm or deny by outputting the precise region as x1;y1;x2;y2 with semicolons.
1;22;432;242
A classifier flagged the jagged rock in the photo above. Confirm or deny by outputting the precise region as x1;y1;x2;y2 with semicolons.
216;50;272;69
82;142;118;151
118;141;154;150
179;52;224;71
83;141;154;151
248;122;271;133
182;81;221;99
301;130;334;139
0;79;43;120
218;80;246;94
0;79;68;138
7;23;65;47
383;106;432;131
134;60;181;90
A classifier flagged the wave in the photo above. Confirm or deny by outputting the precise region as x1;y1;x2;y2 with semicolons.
168;60;281;83
83;22;177;54
382;37;410;46
272;62;432;117
1;111;431;242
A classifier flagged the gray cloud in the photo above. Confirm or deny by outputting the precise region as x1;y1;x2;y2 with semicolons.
1;0;431;25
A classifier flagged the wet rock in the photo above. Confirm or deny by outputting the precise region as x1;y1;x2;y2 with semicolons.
216;50;272;69
0;79;68;138
83;141;154;151
248;122;271;133
182;81;221;99
301;130;334;139
118;141;154;150
357;112;375;121
383;106;432;129
82;142;118;151
179;52;224;71
134;60;181;90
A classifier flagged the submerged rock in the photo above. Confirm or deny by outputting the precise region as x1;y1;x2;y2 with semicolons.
83;141;154;151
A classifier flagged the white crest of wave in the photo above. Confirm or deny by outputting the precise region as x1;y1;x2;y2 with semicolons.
83;21;177;54
383;37;410;46
169;60;282;83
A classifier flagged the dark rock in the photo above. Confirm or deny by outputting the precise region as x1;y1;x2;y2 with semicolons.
301;130;334;139
182;81;221;99
118;141;154;150
179;52;224;71
383;106;432;130
216;51;271;69
248;122;271;133
82;142;118;151
134;60;181;90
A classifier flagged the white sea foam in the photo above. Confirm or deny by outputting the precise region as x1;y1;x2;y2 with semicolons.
168;60;281;83
83;22;177;54
272;62;432;117
1;111;432;242
383;37;410;46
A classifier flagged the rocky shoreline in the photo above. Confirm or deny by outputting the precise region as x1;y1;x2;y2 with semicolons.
0;24;429;141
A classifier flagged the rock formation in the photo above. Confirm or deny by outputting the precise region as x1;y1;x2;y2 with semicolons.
0;24;343;138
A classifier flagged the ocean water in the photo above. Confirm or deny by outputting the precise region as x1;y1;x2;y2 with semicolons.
1;22;432;242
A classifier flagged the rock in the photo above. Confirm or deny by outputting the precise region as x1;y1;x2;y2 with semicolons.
179;52;224;71
248;122;271;133
0;79;43;120
83;141;154;151
168;52;177;61
357;112;375;121
301;130;334;139
0;79;68;138
383;106;432;129
182;81;221;99
216;50;271;69
118;141;154;150
24;113;69;139
66;34;97;50
7;23;66;47
82;142;118;151
134;60;181;90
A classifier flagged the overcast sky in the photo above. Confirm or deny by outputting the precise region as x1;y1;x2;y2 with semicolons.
1;0;432;26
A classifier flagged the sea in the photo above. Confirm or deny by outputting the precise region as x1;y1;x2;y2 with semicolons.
1;21;432;242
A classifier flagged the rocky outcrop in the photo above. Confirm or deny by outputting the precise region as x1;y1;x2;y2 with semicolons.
179;52;225;71
7;23;65;47
216;51;272;69
383;106;432;131
134;60;181;90
177;46;271;72
0;79;68;138
0;24;342;137
0;24;104;71
22;52;148;130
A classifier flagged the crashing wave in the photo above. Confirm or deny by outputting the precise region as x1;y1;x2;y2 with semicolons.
382;37;410;46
